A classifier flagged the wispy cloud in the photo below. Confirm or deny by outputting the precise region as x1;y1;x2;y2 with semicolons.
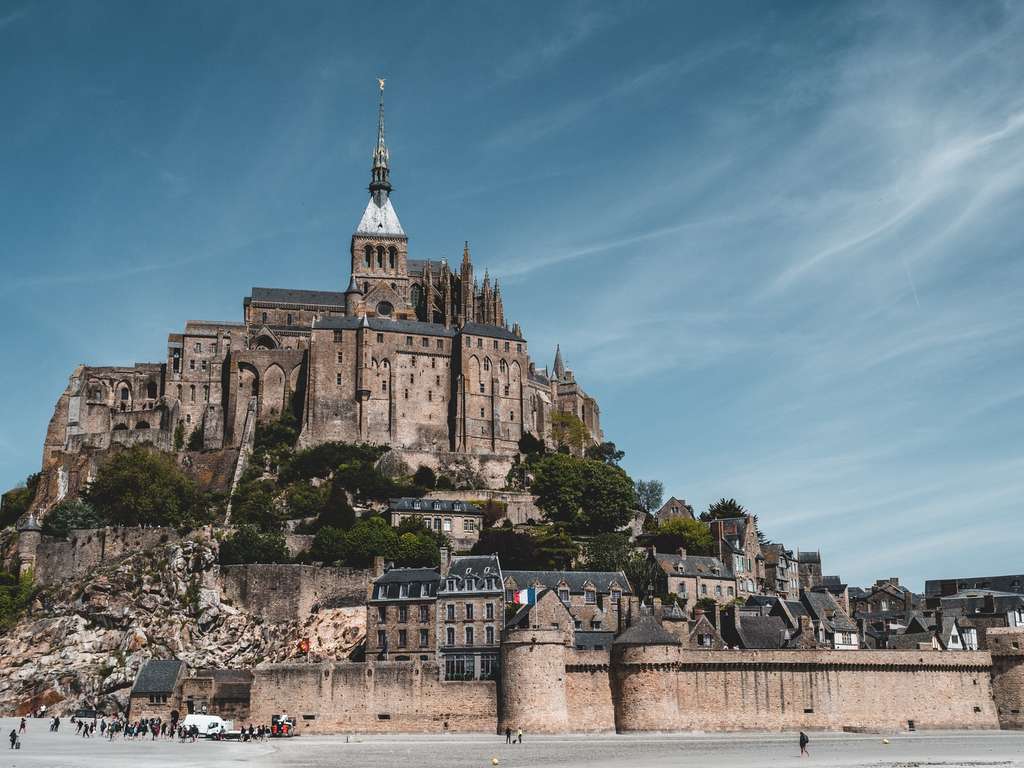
494;6;613;84
0;5;30;31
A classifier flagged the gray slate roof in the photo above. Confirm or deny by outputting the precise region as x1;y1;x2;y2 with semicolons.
925;574;1024;597
131;659;183;696
371;567;440;600
736;615;790;649
390;498;482;515
314;315;457;338
503;570;633;595
462;322;520;341
574;630;615;650
614;615;681;646
249;287;348;307
803;590;858;632
654;553;734;580
440;555;502;592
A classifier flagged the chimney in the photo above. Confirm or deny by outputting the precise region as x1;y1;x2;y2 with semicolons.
439;547;450;576
677;548;687;559
711;602;722;629
647;545;657;558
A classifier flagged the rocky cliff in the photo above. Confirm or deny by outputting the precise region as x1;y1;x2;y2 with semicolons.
0;538;364;715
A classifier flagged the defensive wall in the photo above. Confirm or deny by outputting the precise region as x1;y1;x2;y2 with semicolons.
31;527;183;586
988;627;1024;729
249;661;497;733
219;564;373;623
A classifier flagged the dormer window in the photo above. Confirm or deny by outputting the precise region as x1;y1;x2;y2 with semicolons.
585;589;596;605
558;589;570;604
432;501;441;511
447;579;456;591
453;502;462;511
413;501;422;510
610;589;620;604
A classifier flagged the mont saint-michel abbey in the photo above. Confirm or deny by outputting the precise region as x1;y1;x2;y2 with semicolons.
37;87;601;501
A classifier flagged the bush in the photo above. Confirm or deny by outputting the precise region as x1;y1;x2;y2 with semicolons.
412;465;437;489
84;447;211;530
187;427;204;451
219;525;290;565
471;529;540;570
1;473;41;529
42;499;103;537
0;569;35;630
173;423;185;451
279;442;385;484
284;482;327;520
377;450;410;480
530;454;636;533
651;517;715;556
254;410;300;456
229;479;283;532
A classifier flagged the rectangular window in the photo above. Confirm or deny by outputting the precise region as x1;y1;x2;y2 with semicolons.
558;589;570;603
398;629;407;648
437;339;443;350
465;603;474;620
446;604;455;621
465;626;474;645
428;390;432;401
201;359;208;371
517;344;522;352
377;606;386;622
421;337;429;347
611;590;621;604
287;313;293;325
701;584;708;595
486;626;495;645
443;518;452;532
419;628;429;647
410;374;415;384
337;351;343;364
504;342;510;351
419;605;429;622
377;630;387;648
493;340;498;349
463;518;476;532
406;336;413;346
190;359;196;370
336;373;342;385
477;338;482;348
194;342;201;352
466;337;471;347
262;312;268;323
445;653;474;681
585;590;596;604
485;602;494;620
446;627;455;646
333;330;343;342
203;385;209;402
398;606;408;623
377;333;384;342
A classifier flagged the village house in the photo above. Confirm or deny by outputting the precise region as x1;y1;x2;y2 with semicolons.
179;668;253;721
761;543;801;599
709;516;764;599
797;550;823;589
437;554;503;680
365;565;439;661
654;496;694;525
388;497;484;551
502;569;633;631
128;659;185;721
650;549;736;609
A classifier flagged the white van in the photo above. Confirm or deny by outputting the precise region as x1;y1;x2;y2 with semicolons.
181;714;233;738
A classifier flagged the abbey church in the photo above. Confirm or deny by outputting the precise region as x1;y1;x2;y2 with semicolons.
32;86;602;507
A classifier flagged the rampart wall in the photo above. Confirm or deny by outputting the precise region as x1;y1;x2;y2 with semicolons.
33;527;182;586
219;564;372;623
249;661;497;733
988;628;1024;729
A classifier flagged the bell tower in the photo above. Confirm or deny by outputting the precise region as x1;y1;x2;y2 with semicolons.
349;79;413;319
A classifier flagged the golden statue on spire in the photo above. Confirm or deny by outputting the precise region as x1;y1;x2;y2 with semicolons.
377;77;386;91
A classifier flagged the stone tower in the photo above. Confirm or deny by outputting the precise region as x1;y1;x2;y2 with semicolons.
610;614;682;732
15;513;42;577
499;626;569;734
988;627;1024;730
349;81;413;319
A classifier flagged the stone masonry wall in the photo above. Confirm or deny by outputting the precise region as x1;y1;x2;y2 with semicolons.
988;627;1024;730
218;564;373;623
427;489;541;525
249;661;496;733
33;527;182;586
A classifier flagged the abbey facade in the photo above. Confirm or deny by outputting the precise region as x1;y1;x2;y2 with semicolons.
32;88;601;509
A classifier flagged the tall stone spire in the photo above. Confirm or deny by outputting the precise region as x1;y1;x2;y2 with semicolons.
553;345;565;380
369;77;391;205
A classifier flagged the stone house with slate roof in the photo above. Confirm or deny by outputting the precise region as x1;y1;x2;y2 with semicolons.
761;543;800;600
502;569;633;632
29;86;604;520
709;516;764;600
654;496;694;525
387;497;483;551
651;549;736;610
366;566;440;662
437;554;504;681
129;658;185;721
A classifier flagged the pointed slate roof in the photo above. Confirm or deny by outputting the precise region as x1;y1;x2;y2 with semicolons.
614;615;681;646
355;196;405;237
552;344;565;379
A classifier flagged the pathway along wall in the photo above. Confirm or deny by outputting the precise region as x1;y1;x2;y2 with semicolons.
612;649;999;732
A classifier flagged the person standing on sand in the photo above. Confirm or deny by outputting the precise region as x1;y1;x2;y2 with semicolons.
19;718;27;735
517;728;523;744
505;727;511;744
799;731;809;757
8;730;17;749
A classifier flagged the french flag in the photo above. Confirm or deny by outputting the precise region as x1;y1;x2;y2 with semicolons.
512;587;536;605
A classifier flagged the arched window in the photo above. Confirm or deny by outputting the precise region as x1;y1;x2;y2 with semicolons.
147;381;158;399
499;360;507;373
483;359;491;372
377;246;384;268
190;385;196;403
388;246;397;269
120;387;130;401
364;245;372;268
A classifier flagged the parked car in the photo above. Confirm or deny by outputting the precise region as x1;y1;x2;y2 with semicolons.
270;714;297;737
181;714;233;738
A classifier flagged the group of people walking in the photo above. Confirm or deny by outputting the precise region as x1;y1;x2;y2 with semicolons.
503;727;523;744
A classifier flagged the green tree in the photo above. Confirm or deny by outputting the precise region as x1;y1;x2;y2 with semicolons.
341;516;401;568
279;442;385;484
581;532;632;572
396;532;439;567
585;441;625;466
652;517;715;556
1;472;41;528
533;525;578;570
622;550;663;603
187;426;204;451
41;498;103;537
0;569;35;630
578;461;636;533
517;432;546;457
700;497;748;522
173;422;185;451
634;479;664;513
219;525;290;565
310;525;348;564
412;465;436;489
84;447;210;529
549;411;589;455
470;528;540;569
284;482;328;520
530;453;584;524
229;479;282;532
254;410;300;456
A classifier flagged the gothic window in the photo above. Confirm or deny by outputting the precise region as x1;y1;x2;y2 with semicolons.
287;313;293;325
120;387;130;401
203;385;209;402
510;412;515;421
499;360;507;373
377;246;384;268
376;301;393;316
410;283;426;322
388;247;397;269
483;359;490;372
262;312;268;323
365;245;372;267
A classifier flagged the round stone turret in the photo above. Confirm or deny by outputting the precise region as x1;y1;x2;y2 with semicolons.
15;512;43;577
611;615;682;732
499;626;568;734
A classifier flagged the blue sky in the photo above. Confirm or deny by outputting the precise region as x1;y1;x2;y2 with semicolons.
1;1;1022;590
